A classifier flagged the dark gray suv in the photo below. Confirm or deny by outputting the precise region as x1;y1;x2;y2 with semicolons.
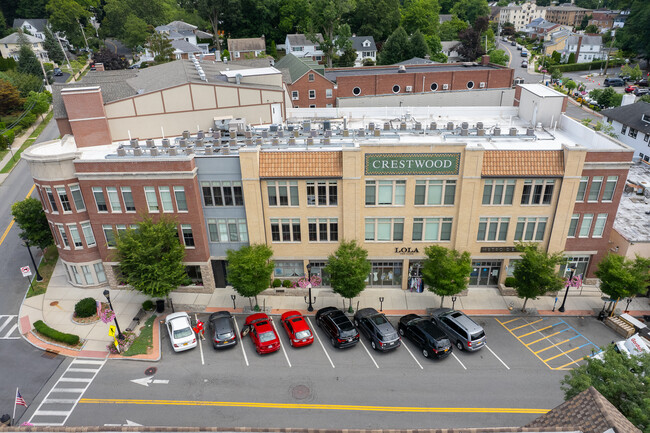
430;308;486;351
353;308;401;351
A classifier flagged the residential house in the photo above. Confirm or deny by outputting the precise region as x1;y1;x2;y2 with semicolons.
227;37;266;60
345;36;377;66
543;28;572;56
601;102;650;162
545;5;591;27
523;18;562;39
613;10;629;28
588;10;619;32
560;35;603;63
441;41;461;62
439;14;453;24
148;21;212;60
0;32;48;61
12;18;48;40
274;53;334;108
284;33;324;63
499;2;547;32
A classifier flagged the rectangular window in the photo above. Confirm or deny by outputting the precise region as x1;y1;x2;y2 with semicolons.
309;89;316;99
592;213;607;238
482;179;516;205
415;180;456;205
56;224;70;248
621;125;626;135
644;133;649;143
568;214;579;237
521;179;555;205
477;217;510;241
92;187;107;212
629;128;637;139
602;176;617;201
121;187;135;212
55;187;71;212
579;214;593;237
208;218;248;243
307;218;338;241
201;182;213;206
144;187;159;211
116;224;127;238
366;180;406;206
45;187;58;212
159;187;173;212
306;180;337;206
270;218;301;242
514;217;547;241
308;73;315;81
181;224;195;247
576;176;588;202
68;224;83;248
103;225;116;247
69;184;85;211
93;263;106;283
588;176;603;202
71;265;82;285
326;89;333;98
365;218;404;241
291;91;299;100
81;265;93;285
267;181;299;206
274;260;305;278
412;217;453;241
106;187;122;212
81;222;96;247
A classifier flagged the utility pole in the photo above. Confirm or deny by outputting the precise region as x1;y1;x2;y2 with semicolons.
77;19;90;52
602;29;615;76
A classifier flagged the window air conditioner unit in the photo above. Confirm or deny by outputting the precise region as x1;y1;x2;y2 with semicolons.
442;84;449;90
406;86;413;92
292;95;299;101
480;82;486;88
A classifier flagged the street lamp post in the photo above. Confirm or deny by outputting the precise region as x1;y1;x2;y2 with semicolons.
305;264;314;312
21;236;43;282
103;290;124;340
558;266;576;313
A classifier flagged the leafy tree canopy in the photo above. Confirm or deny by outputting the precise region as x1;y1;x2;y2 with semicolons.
485;48;508;66
307;0;354;68
43;27;65;66
401;0;440;37
0;70;42;97
17;33;43;78
226;244;274;308
324;240;371;312
621;64;643;81
11;197;54;251
92;47;129;69
595;253;650;302
115;216;189;298
122;15;149;49
457;16;488;61
512;243;565;311
24;90;51;116
378;26;409;65
0;79;23;115
422;245;472;308
409;30;430;59
345;0;400;42
450;0;490;25
439;15;468;41
47;0;97;48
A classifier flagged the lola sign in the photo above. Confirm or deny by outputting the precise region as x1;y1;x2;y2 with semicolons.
365;153;461;175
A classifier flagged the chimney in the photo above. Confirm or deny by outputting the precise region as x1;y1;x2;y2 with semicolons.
424;54;430;60
482;55;490;65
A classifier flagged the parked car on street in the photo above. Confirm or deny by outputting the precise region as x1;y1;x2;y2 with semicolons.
635;79;648;87
603;77;625;87
53;67;62;76
430;308;486;351
165;312;197;352
511;41;516;46
280;310;314;347
625;85;638;93
353;308;401;351
634;87;649;96
521;61;528;68
398;314;452;359
315;307;359;348
241;313;280;354
208;311;237;350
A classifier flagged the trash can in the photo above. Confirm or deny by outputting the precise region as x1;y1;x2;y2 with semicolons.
156;299;165;313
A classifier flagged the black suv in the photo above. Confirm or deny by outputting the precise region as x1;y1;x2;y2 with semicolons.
354;308;401;351
398;314;452;359
316;307;359;348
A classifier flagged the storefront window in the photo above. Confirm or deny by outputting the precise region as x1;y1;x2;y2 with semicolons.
366;261;402;287
559;256;590;279
274;261;305;278
308;261;331;286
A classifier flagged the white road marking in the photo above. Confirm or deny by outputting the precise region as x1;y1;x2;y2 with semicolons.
130;377;169;387
307;317;335;368
485;344;510;370
233;317;249;367
451;352;467;370
400;340;424;369
359;340;379;369
271;317;292;367
0;315;21;339
195;313;205;366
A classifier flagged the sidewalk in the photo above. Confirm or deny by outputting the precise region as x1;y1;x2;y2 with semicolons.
18;260;650;361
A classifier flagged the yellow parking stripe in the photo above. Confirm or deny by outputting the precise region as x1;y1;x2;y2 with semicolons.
526;330;565;346
554;356;587;370
519;325;553;339
80;398;549;414
543;346;581;362
496;318;553;370
501;318;521;325
510;318;543;331
534;339;570;354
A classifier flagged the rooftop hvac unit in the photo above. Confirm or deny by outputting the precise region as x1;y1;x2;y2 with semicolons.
493;127;501;136
476;122;484;129
197;130;204;139
322;138;331;145
509;127;518;136
229;138;237;147
182;130;190;139
415;122;422;130
169;147;178;156
384;122;390;130
262;130;269;138
406;86;413;92
526;127;534;136
398;65;407;73
150;148;159;156
288;137;296;145
287;125;294;131
229;129;237;138
179;139;187;147
130;138;139;148
204;146;214;155
303;120;311;131
221;145;230;155
146;139;155;148
255;137;263;145
162;138;170;147
185;147;194;155
430;122;437;130
307;137;314;146
245;130;253;139
269;124;279;132
271;138;280;146
195;139;204;147
117;147;126;156
310;129;317;137
447;122;454;130
245;138;253;146
293;129;299;138
400;122;407;130
368;122;375;130
212;130;221;139
342;129;350;137
324;130;332;137
230;118;246;133
278;130;284;138
358;128;365;137
461;122;469;130
374;129;381;137
460;128;468;136
133;148;143;156
323;120;332;131
477;128;485;136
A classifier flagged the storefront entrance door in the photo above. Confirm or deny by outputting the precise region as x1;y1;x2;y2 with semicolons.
469;261;502;286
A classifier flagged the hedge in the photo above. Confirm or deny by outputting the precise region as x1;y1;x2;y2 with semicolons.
34;320;80;346
74;297;97;318
547;59;624;73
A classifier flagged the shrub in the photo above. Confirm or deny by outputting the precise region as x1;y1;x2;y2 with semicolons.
0;129;15;151
504;277;516;287
74;297;97;318
272;279;282;288
282;279;292;288
34;320;80;346
18;112;36;129
142;299;155;311
547;59;624;73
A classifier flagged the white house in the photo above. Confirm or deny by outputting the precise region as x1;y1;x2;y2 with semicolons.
0;32;48;61
601;102;650;163
441;41;461;62
284;33;324;62
12;19;48;40
350;36;376;66
143;21;213;61
560;35;603;63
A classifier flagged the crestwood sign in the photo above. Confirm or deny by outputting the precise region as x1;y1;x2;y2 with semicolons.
365;153;461;175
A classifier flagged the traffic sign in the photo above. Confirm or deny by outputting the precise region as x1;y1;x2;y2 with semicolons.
20;266;32;277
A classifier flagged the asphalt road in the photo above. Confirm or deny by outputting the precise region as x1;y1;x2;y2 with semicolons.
19;313;621;429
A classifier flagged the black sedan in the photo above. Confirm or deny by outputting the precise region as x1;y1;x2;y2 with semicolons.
398;314;452;359
208;311;237;350
353;308;400;351
315;307;359;348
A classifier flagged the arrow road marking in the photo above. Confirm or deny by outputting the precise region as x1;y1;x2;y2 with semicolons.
131;376;169;387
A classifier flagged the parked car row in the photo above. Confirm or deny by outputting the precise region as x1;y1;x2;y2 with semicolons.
164;308;487;360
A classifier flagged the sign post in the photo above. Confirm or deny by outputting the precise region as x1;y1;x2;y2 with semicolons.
20;266;34;294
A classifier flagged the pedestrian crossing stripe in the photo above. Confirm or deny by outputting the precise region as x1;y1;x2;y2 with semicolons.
0;315;21;339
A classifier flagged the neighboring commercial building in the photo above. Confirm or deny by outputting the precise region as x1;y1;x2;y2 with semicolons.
601;102;650;161
545;5;591;27
499;2;547;32
0;32;48;61
284;33;324;63
25;79;633;291
560;35;603;63
227;37;266;59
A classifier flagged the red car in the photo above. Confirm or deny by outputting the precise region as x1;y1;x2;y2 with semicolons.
625;85;637;93
241;313;281;354
280;311;314;347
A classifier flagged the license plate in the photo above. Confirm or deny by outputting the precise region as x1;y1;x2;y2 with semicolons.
183;342;188;346
347;338;352;342
301;339;306;342
475;341;483;345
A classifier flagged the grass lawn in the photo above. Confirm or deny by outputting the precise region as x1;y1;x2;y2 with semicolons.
123;314;157;356
1;111;54;174
27;247;59;298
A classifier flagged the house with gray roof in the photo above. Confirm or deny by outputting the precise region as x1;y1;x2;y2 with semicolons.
284;33;324;62
349;36;376;66
12;18;49;40
227;36;266;60
0;32;48;61
601;101;650;162
147;21;212;61
560;34;603;63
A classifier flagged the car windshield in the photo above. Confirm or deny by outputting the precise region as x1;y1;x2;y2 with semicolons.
259;331;276;343
471;331;485;340
217;331;233;339
174;327;192;339
295;330;312;340
370;315;388;325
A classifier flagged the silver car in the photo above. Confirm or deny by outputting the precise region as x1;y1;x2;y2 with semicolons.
430;308;486;352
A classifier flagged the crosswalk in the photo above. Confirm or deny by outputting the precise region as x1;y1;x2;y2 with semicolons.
0;315;21;339
28;358;106;426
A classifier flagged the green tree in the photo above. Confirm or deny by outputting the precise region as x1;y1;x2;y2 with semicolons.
92;48;129;69
0;70;43;97
226;244;274;310
551;68;563;80
457;16;488;60
617;0;650;61
595;253;650;313
422;245;472;308
512;243;565;312
565;79;577;92
335;45;357;67
43;26;65;66
501;21;515;36
484;49;508;66
307;0;353;68
47;0;96;49
24;90;51;117
122;15;149;49
324;240;371;312
621;64;643;82
561;347;650;432
11;197;54;252
640;94;650;103
439;15;468;41
596;87;622;108
146;33;174;61
378;26;410;64
0;10;9;39
0;79;23;115
450;0;489;25
14;0;48;19
551;50;561;63
401;0;440;37
567;52;576;64
409;30;430;59
584;24;599;34
267;40;278;59
17;33;42;78
592;120;618;139
115;216;189;298
346;0;400;42
277;0;311;36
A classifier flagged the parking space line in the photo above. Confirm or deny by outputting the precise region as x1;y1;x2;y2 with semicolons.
271;318;292;367
525;329;569;346
534;339;571;354
510;319;543;332
554;356;588;370
519;324;555;338
400;341;423;369
543;345;581;362
451;352;467;370
307;317;335;368
484;344;510;370
233;318;249;367
359;340;379;369
195;314;205;365
500;318;521;325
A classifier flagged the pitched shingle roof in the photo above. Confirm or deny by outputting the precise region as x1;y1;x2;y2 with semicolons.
482;150;564;177
13;19;48;33
286;33;323;47
274;53;326;83
350;36;376;52
170;39;202;53
260;152;342;178
526;386;641;433
0;32;42;45
228;37;266;53
602;102;650;135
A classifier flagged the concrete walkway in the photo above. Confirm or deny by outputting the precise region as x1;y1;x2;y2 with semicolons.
18;260;650;361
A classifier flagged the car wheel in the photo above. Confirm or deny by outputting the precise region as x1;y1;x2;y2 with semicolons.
456;341;464;351
371;341;377;350
399;328;405;336
330;337;337;347
422;349;429;358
